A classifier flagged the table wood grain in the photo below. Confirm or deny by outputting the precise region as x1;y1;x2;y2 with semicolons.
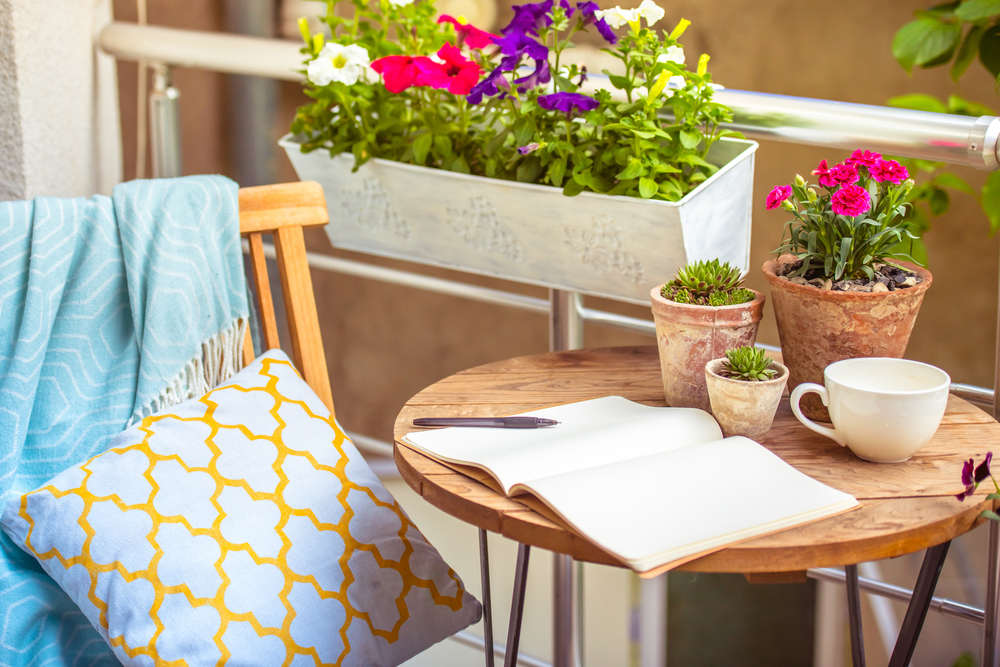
393;346;998;573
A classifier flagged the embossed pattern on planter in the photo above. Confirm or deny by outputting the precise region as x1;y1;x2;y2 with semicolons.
342;178;412;241
564;215;645;284
447;196;524;262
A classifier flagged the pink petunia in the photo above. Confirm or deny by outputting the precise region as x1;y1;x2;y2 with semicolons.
831;184;871;217
765;185;793;210
372;55;435;93
414;43;482;95
846;149;882;168
811;159;837;189
829;163;859;186
438;15;501;49
869;159;909;184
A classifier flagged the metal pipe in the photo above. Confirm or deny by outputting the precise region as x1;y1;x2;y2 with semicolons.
99;22;1000;171
985;522;1000;667
808;567;985;626
149;66;181;178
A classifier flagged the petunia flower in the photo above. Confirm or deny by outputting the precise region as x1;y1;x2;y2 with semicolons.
869;159;909;184
636;0;665;25
504;0;554;35
957;452;993;500
576;1;618;43
414;43;482;95
307;43;372;87
538;91;600;116
371;55;431;93
765;185;792;210
438;15;500;49
493;30;549;62
514;59;552;91
830;184;871;217
595;5;639;29
657;45;685;66
467;63;512;104
518;142;542;155
845;149;882;168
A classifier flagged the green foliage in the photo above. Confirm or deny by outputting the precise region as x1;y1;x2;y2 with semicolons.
772;164;920;281
890;2;1000;238
290;0;733;202
660;259;754;306
720;346;777;382
950;651;977;667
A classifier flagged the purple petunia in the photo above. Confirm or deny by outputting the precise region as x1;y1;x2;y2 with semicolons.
467;65;510;105
576;1;617;44
538;92;599;116
493;30;549;62
503;0;553;35
957;452;993;500
514;59;551;91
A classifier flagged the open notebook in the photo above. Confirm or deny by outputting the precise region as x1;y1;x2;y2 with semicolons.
401;396;859;575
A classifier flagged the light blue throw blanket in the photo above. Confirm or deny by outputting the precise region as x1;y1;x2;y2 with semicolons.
0;176;248;666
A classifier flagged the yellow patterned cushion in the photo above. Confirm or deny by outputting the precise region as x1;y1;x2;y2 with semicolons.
1;350;481;666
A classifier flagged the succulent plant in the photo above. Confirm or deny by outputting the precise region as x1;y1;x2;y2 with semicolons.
719;346;778;382
660;259;755;306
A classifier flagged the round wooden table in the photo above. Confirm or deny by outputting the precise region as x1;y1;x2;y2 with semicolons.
393;346;998;574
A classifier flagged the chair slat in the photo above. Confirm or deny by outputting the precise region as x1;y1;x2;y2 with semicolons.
273;225;334;416
247;233;282;351
242;328;254;368
238;182;328;233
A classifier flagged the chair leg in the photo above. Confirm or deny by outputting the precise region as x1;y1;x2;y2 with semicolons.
888;541;951;667
480;528;495;667
504;543;532;667
846;564;865;667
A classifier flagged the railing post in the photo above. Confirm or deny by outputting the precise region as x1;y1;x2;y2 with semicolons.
984;521;1000;667
549;289;584;667
150;65;182;178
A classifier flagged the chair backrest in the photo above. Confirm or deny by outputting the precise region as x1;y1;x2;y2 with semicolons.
238;181;334;417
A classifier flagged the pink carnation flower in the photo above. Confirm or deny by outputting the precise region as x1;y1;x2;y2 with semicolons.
829;163;859;186
846;149;882;168
869;159;909;184
811;160;836;189
766;185;793;210
831;184;871;217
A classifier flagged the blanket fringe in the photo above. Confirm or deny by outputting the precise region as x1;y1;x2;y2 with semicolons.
133;317;249;422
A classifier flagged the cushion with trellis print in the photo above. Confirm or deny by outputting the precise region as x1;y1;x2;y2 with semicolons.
0;349;481;666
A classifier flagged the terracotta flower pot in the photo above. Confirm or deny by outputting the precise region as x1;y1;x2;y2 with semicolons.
650;286;765;412
762;259;932;422
705;358;789;443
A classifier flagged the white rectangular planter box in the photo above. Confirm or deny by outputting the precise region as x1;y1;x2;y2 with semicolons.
279;134;758;305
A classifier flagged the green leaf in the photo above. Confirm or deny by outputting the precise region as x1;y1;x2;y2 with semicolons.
679;129;702;149
433;135;452;160
888;93;948;113
982;510;1000;521
607;74;631;90
929;187;950;215
981;170;1000;234
638;177;658;199
932;171;977;196
553;75;579;93
516;157;542;183
451;156;470;174
484;129;509;158
952;25;985;81
955;0;1000;21
549;157;567;187
513;117;536;146
893;17;963;73
563;179;586;196
947;93;996;115
980;24;1000;76
617;158;645;180
412;133;432;165
988;493;1000;500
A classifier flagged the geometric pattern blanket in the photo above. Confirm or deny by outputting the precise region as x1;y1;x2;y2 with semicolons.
0;175;248;666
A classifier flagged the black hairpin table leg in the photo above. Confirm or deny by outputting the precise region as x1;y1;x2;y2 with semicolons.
480;528;495;667
846;564;866;667
504;543;532;667
888;540;951;667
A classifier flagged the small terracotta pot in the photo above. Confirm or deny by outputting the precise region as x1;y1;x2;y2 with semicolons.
762;259;932;422
650;286;765;412
705;359;789;443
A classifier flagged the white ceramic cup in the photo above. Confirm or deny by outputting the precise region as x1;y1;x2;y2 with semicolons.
789;357;951;463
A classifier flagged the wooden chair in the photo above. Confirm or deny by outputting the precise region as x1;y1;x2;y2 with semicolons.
237;181;334;416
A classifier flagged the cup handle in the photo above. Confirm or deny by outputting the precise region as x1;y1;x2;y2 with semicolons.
790;383;847;447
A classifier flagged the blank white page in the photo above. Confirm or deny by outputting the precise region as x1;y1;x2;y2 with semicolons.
515;436;858;573
402;396;723;494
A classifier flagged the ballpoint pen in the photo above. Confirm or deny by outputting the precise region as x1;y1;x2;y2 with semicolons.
412;417;560;428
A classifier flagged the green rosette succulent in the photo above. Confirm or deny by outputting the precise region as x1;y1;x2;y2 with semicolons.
720;346;777;382
660;259;755;306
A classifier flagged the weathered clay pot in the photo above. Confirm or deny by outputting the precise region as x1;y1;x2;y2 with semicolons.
762;259;932;422
650;286;765;412
705;358;789;443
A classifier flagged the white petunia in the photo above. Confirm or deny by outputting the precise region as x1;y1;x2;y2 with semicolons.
657;45;685;66
636;0;664;25
307;43;372;87
595;6;639;28
387;0;414;5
